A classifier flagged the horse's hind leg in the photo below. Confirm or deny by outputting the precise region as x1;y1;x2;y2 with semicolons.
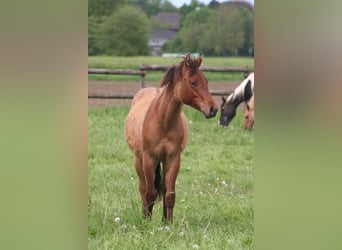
142;152;158;218
134;156;146;217
163;155;180;223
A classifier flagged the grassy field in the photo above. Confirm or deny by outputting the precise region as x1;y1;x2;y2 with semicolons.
88;56;254;82
88;106;254;249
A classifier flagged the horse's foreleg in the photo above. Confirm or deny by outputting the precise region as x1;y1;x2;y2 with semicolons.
134;156;146;216
142;152;157;218
163;155;180;223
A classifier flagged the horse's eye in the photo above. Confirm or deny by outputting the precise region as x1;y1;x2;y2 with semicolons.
189;80;197;87
245;115;249;119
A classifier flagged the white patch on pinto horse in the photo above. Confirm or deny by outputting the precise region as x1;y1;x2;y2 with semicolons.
225;72;254;105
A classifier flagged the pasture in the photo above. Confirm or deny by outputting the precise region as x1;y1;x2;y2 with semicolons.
88;106;254;249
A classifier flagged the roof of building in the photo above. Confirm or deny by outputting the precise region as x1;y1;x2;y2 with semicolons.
155;12;180;30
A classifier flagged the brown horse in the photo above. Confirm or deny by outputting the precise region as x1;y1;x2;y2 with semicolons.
124;53;218;222
243;95;254;130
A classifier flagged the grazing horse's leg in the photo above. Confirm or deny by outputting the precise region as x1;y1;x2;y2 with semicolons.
134;156;146;216
163;155;180;223
142;152;157;218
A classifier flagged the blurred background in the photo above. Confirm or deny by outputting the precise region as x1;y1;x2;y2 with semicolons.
88;0;254;57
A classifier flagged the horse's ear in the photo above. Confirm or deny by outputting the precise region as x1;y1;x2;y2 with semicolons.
196;54;204;68
184;53;192;67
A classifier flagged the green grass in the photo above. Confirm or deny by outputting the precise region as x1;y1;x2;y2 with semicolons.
88;106;254;249
88;56;254;82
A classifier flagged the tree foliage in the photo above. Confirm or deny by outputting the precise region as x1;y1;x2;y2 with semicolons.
88;16;105;55
129;0;176;16
88;0;126;17
166;4;253;56
96;5;150;56
177;8;216;53
88;0;254;56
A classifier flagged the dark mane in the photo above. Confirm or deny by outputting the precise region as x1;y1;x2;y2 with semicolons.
184;60;197;76
160;58;198;87
160;66;176;87
243;80;253;101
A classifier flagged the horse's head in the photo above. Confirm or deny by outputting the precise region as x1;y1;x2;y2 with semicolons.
244;95;254;130
219;95;239;127
219;76;254;127
175;53;218;119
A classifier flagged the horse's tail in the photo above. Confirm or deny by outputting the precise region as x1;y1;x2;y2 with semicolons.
154;163;163;199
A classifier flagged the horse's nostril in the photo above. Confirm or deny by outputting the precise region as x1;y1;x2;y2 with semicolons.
210;106;217;116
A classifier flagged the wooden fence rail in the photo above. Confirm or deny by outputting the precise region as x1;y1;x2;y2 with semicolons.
88;68;146;88
140;64;250;74
87;91;232;99
88;65;248;99
88;68;146;76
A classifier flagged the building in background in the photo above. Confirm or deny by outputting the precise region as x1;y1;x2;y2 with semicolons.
148;12;180;56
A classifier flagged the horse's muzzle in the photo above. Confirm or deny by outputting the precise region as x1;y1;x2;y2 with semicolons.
204;106;218;119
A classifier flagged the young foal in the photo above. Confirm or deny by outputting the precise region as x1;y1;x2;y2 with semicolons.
219;72;254;128
243;95;254;130
124;54;218;222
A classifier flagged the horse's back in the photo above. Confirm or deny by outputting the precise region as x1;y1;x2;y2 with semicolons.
124;88;159;156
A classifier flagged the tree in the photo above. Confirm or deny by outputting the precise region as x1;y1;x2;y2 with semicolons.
239;7;254;56
208;0;220;9
88;0;126;17
177;7;217;53
96;5;150;56
88;16;105;55
164;3;252;56
207;5;245;56
178;0;206;27
129;0;176;17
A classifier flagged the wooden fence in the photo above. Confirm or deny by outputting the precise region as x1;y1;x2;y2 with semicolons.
88;65;250;99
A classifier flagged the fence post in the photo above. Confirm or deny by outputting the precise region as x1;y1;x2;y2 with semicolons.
141;74;145;88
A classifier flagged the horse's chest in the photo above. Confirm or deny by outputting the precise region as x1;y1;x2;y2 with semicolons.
143;128;185;159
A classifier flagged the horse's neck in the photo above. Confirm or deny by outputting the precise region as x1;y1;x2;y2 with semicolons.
154;85;183;130
227;78;250;105
227;91;244;106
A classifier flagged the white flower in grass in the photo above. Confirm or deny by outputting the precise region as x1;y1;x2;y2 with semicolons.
214;188;219;193
192;243;199;249
114;217;120;223
164;226;170;232
221;180;227;187
179;231;185;237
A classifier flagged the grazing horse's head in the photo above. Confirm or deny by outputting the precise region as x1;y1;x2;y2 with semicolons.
167;53;218;119
219;95;239;127
244;95;254;130
219;74;254;127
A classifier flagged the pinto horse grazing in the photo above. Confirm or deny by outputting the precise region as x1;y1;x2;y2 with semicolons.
124;53;218;222
243;95;254;130
219;72;254;128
